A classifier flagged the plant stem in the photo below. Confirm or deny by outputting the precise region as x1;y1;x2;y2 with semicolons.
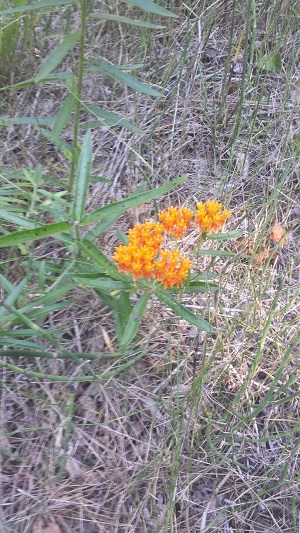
67;0;87;205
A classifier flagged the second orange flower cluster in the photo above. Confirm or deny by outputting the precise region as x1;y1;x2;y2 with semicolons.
113;201;230;289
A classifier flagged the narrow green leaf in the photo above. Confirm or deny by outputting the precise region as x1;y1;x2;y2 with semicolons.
0;209;41;229
0;0;79;15
154;289;215;333
171;281;218;293
39;127;74;159
0;72;73;92
83;103;142;132
0;276;27;320
121;0;177;17
120;292;149;347
0;117;56;126
84;213;121;242
114;292;133;341
35;30;80;82
71;129;92;222
51;93;76;139
258;51;282;72
116;229;129;245
0;221;71;248
196;249;236;257
207;230;243;241
79;240;128;281
74;275;131;292
89;12;165;28
82;175;187;225
89;61;162;97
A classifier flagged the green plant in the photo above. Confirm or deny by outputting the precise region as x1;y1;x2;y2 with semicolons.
0;0;238;383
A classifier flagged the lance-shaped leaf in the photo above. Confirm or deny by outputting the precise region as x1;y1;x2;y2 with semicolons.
88;61;162;97
121;0;177;17
71;129;93;222
0;221;71;248
154;289;215;333
0;117;56;126
35;30;80;82
0;0;79;15
89;12;166;28
79;240;128;281
207;230;243;241
82;175;187;225
51;93;76;140
120;292;149;347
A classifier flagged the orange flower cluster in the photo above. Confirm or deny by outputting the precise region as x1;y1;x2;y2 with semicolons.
113;222;164;281
155;250;191;289
158;206;194;238
113;201;230;289
195;201;231;233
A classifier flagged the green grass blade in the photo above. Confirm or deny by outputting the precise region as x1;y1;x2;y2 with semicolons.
35;30;80;82
0;221;71;248
82;175;187;225
120;292;149;347
71;129;92;222
154;289;215;333
89;12;165;28
121;0;177;17
88;61;162;97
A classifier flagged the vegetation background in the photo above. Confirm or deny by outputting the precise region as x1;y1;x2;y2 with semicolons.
0;0;299;531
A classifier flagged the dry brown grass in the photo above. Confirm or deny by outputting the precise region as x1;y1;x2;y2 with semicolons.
1;1;300;532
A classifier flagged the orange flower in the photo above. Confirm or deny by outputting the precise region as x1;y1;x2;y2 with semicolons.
195;200;230;233
113;221;164;281
154;249;191;289
158;206;194;238
113;242;158;280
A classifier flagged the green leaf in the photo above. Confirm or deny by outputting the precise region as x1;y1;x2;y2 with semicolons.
116;228;129;245
51;93;76;139
84;213;121;242
71;129;92;222
0;117;56;126
0;276;27;320
0;72;73;91
196;249;236;257
121;0;177;17
74;275;131;292
0;209;41;229
154;289;215;333
120;292;149;347
39;127;74;159
0;221;71;248
79;240;128;281
207;230;243;241
258;51;282;73
0;0;79;15
35;30;80;82
171;281;218;293
82;175;187;225
89;12;165;28
88;61;162;97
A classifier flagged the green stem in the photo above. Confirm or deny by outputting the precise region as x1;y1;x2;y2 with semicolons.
67;0;87;205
